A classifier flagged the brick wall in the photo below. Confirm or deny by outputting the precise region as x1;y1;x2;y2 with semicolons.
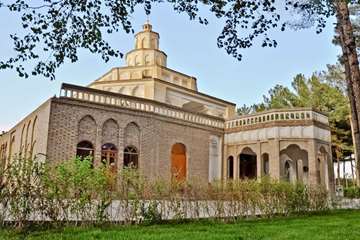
0;99;52;166
47;98;223;181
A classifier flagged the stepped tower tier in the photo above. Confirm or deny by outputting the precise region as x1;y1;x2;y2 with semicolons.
88;22;236;119
125;22;167;67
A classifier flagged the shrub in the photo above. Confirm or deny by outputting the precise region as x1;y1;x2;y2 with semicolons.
0;156;330;228
344;186;360;199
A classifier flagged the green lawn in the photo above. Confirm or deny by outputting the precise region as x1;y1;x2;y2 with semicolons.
2;210;360;240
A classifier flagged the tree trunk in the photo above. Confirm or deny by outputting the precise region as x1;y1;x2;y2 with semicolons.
335;1;360;186
350;154;355;185
337;155;341;185
342;51;360;186
343;158;347;187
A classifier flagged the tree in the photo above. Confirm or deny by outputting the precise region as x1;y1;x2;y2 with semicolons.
0;0;340;79
0;0;360;183
330;4;360;185
257;73;353;162
237;104;254;116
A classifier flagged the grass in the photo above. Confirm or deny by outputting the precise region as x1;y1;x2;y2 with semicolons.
1;210;360;240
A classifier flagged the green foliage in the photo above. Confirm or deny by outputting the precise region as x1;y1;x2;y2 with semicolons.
140;200;162;225
0;0;344;79
0;156;330;228
344;186;360;198
41;156;116;223
0;155;45;229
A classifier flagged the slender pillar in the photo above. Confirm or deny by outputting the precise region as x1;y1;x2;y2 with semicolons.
223;144;228;180
297;159;304;183
269;139;280;180
235;145;241;179
307;140;318;186
256;141;262;179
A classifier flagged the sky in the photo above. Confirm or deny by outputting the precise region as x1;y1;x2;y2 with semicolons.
0;3;341;132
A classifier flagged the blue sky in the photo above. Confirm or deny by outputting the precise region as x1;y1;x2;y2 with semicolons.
0;4;341;131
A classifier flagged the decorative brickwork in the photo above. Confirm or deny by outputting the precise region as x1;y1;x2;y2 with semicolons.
78;115;97;144
102;119;119;146
124;122;140;150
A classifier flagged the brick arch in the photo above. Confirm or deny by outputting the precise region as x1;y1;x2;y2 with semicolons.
317;145;330;155
19;124;26;155
238;146;257;180
8;134;15;162
124;122;140;151
236;145;256;156
78;115;97;144
280;142;307;152
24;120;32;157
102;118;119;146
280;144;309;183
29;116;38;158
239;146;256;155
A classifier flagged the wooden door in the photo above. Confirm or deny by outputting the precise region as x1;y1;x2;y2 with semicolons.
171;143;186;182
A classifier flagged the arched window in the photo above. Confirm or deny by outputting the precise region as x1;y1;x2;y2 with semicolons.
317;158;321;184
30;116;38;159
135;55;141;66
145;55;151;65
19;124;26;156
262;153;270;176
24;120;31;158
123;146;138;169
227;156;234;179
284;160;291;182
8;135;15;162
76;141;94;160
101;143;118;167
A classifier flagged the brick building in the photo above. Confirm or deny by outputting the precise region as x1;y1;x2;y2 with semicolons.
0;22;334;189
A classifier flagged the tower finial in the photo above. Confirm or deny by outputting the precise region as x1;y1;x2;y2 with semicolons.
143;16;152;31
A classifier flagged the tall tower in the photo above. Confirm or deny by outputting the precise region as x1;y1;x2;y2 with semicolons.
125;21;167;67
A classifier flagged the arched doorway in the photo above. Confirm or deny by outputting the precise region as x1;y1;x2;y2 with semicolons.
227;156;234;179
171;143;186;182
239;147;257;179
280;144;309;184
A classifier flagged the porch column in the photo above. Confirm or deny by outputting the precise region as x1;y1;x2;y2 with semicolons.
307;140;318;186
256;141;262;179
269;139;280;180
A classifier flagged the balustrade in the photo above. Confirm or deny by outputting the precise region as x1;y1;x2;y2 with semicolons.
225;109;328;129
60;84;224;129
